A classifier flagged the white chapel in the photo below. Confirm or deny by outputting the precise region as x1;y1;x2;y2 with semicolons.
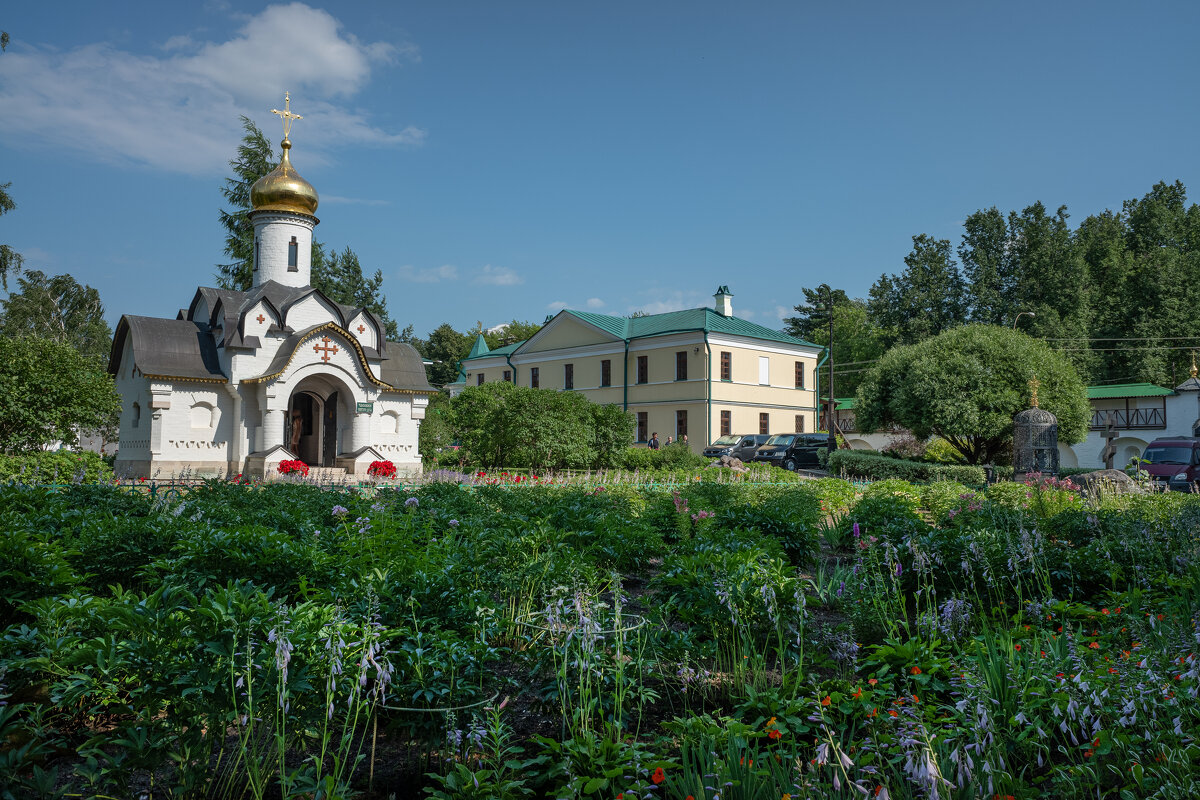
107;96;434;479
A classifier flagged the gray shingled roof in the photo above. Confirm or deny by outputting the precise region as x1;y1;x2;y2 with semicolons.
379;340;435;392
109;315;225;381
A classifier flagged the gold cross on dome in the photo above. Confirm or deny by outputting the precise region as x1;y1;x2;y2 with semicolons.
271;91;303;141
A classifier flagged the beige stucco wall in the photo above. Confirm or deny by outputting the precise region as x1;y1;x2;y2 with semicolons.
458;323;822;451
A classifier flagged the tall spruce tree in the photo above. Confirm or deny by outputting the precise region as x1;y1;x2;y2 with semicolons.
868;234;966;346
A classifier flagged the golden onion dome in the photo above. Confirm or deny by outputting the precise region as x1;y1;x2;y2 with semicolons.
250;139;319;216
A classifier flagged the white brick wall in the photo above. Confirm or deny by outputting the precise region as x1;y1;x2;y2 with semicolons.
252;212;315;288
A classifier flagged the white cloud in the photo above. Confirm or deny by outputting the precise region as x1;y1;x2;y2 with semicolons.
397;263;458;283
585;297;605;309
475;265;523;286
0;3;423;175
546;301;568;312
774;305;790;322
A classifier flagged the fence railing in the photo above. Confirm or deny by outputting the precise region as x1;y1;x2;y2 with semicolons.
1089;407;1167;431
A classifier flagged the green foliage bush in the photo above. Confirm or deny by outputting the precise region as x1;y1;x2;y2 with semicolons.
827;449;986;484
0;449;113;483
860;478;922;512
919;481;974;524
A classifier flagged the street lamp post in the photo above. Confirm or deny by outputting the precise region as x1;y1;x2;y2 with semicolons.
826;286;837;453
1013;311;1035;330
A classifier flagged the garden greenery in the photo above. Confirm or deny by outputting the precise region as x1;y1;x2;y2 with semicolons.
0;471;1197;799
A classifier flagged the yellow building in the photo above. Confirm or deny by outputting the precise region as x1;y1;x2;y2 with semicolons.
452;287;824;451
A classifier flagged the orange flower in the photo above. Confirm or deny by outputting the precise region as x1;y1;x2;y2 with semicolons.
868;707;877;717
1101;608;1110;615
911;666;922;675
651;767;665;785
868;678;878;686
887;709;899;717
912;694;919;703
1014;644;1021;651
1088;642;1101;650
768;728;782;740
1084;749;1094;758
852;688;863;699
821;695;832;706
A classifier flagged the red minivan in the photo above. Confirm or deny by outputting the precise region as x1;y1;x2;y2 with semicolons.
1139;437;1200;491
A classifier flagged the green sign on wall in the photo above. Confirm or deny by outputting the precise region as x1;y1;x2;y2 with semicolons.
356;402;374;414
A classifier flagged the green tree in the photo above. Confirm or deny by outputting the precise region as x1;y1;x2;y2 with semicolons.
448;382;631;470
419;323;472;387
417;392;453;462
311;246;401;339
0;270;112;364
868;234;967;346
0;181;20;290
217;116;276;290
855;325;1089;464
482;319;543;350
783;285;885;397
0;335;121;454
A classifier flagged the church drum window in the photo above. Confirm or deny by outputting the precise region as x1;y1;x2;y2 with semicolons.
287;236;299;271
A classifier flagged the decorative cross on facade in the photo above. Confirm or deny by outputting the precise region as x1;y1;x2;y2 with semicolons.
271;91;303;141
256;314;266;324
357;324;366;334
1028;376;1041;408
313;336;339;363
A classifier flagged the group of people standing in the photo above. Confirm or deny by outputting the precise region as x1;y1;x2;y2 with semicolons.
646;433;687;450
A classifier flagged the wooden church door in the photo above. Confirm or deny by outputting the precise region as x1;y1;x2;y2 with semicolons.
322;391;338;467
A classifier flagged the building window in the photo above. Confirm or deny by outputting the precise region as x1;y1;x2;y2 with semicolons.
503;369;512;382
287;236;298;271
565;363;574;390
720;410;731;436
477;373;484;386
759;412;769;435
254;239;260;272
676;409;688;439
531;367;540;388
795;361;805;389
759;356;770;385
720;351;731;381
676;351;688;381
637;355;648;384
601;359;611;387
796;414;805;433
636;411;648;442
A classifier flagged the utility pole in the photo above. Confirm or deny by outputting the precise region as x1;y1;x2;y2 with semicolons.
826;285;837;452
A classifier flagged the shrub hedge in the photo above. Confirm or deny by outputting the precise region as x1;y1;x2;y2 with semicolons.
827;448;986;484
0;450;113;484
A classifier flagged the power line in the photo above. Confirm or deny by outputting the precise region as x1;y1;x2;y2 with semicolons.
1045;335;1200;343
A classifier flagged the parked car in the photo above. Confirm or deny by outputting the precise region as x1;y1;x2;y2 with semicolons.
703;434;771;461
751;433;831;471
1138;437;1200;491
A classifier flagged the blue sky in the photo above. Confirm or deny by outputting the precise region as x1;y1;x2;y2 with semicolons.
2;1;1198;337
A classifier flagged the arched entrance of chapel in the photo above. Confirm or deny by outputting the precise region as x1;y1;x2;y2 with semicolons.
287;373;356;467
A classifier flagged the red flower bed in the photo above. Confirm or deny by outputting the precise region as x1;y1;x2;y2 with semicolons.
368;460;397;479
278;459;309;477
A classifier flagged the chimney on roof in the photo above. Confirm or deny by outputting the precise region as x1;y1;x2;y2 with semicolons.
714;285;733;317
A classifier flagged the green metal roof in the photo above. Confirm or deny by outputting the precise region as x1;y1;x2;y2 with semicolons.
835;397;855;411
465;334;490;359
461;307;820;362
1086;382;1174;399
566;307;820;347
